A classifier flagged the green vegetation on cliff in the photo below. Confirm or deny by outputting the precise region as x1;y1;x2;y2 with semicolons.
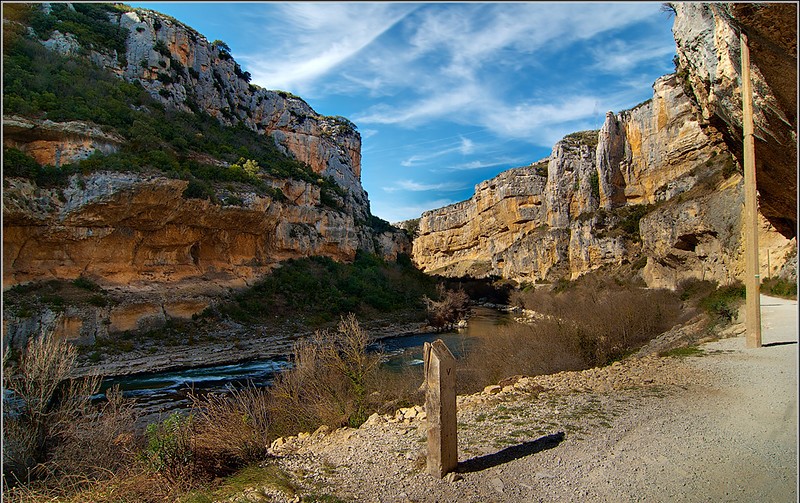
2;4;343;207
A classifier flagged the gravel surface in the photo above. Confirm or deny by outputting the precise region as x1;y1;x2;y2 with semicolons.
231;295;798;502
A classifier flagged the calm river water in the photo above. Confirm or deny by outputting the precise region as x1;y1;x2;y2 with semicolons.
100;307;513;418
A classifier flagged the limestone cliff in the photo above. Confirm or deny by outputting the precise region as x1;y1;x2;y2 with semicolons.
413;72;794;289
2;4;409;341
671;3;797;238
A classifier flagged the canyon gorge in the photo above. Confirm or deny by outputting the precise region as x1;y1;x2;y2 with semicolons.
412;3;796;290
2;3;797;350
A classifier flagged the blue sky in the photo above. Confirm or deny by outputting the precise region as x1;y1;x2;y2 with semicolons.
130;2;678;223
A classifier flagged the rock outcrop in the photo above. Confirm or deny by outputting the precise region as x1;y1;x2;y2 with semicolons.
413;72;793;289
3;115;125;167
3;169;408;334
2;5;410;341
672;3;797;238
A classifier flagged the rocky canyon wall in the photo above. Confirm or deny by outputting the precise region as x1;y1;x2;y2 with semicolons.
3;5;409;343
413;70;794;289
413;3;796;289
671;2;796;238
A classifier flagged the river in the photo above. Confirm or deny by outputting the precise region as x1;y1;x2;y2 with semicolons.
99;307;514;420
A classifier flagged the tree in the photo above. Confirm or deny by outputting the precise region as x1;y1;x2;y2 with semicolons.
211;39;231;59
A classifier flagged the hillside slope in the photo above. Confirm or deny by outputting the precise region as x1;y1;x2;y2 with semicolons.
2;3;410;344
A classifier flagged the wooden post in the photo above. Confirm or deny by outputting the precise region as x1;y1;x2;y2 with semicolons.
740;31;762;348
767;250;771;280
424;339;457;478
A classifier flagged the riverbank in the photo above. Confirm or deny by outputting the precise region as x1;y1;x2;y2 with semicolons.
72;314;431;379
219;295;798;502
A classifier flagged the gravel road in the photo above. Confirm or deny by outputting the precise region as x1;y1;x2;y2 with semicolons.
237;295;798;502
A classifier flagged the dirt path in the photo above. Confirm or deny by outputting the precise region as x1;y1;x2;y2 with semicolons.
241;295;798;502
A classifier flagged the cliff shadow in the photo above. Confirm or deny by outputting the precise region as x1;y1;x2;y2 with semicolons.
457;431;565;474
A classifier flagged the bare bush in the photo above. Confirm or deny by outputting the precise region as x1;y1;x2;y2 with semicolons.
269;314;382;435
2;331;101;486
48;386;138;483
457;321;586;394
190;384;272;474
423;284;470;330
461;280;685;392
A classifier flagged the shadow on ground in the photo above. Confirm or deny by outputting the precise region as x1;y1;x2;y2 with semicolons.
762;341;797;347
458;432;565;473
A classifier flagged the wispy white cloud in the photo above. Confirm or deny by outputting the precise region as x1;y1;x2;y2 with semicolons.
355;83;484;126
383;179;467;193
399;136;476;166
590;39;677;73
360;128;379;140
442;156;528;172
238;3;416;94
372;198;460;223
349;3;666;143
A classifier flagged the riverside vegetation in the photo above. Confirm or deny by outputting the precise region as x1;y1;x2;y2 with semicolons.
2;268;748;502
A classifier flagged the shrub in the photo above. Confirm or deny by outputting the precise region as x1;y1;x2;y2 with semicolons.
2;331;102;485
269;315;382;434
423;284;470;330
457;322;586;394
679;279;746;322
182;178;216;201
211;39;231;60
153;39;170;57
699;282;745;322
761;277;797;299
508;275;684;368
48;386;138;483
72;275;100;291
677;278;717;301
534;161;548;177
589;171;600;199
140;412;196;486
2;147;41;178
189;384;271;474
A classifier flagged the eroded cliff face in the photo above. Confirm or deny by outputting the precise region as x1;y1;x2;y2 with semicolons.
413;73;794;289
3;5;410;342
3;170;408;343
672;3;797;238
3;115;125;167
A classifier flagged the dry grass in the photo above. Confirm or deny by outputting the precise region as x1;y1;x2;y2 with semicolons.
461;277;685;392
269;314;382;434
3;333;138;500
189;384;272;474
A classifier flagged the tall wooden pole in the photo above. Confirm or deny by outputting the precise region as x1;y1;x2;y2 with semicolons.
740;31;762;348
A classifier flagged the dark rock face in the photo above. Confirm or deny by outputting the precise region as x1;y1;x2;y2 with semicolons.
731;3;797;239
673;3;797;238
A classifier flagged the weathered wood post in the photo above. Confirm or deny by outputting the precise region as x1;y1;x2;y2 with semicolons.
740;30;762;348
424;339;457;478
